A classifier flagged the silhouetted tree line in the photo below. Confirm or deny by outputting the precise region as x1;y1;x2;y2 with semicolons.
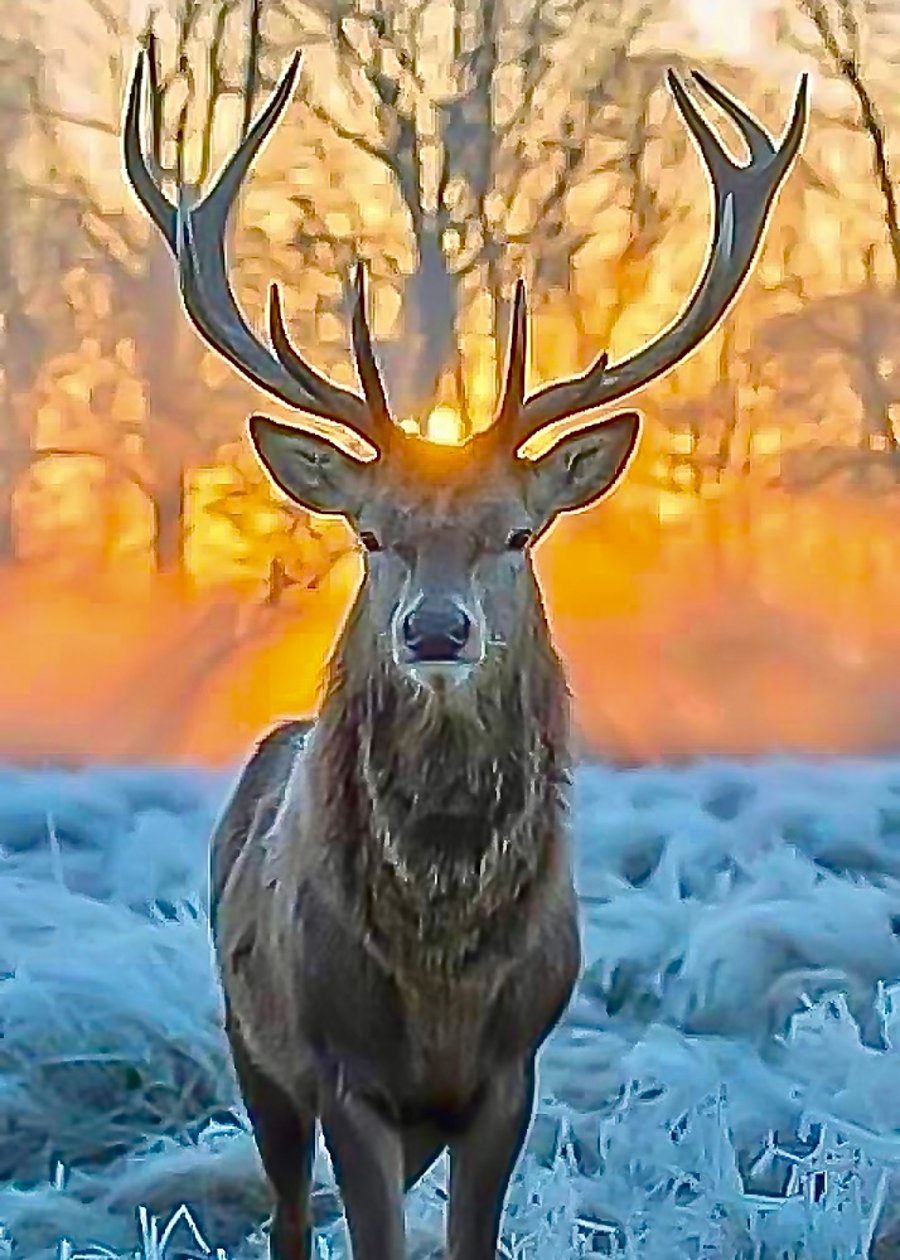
0;0;896;586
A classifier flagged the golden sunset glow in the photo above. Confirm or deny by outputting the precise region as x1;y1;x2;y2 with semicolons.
0;0;897;766
425;406;465;445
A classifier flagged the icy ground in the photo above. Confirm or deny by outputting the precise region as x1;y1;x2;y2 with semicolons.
1;758;900;1258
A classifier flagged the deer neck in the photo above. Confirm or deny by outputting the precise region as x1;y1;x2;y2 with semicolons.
325;593;568;791
311;600;571;973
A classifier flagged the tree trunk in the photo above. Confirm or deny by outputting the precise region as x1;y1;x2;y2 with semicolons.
0;472;17;560
0;127;41;564
798;0;900;284
152;474;186;574
855;246;897;451
135;236;191;574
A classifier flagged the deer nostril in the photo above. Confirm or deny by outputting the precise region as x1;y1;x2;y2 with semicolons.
402;598;472;660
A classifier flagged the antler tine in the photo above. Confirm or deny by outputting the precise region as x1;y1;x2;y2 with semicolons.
268;262;392;439
266;282;350;408
350;262;392;432
688;69;775;164
495;278;529;426
123;42;176;252
507;70;809;450
122;42;387;451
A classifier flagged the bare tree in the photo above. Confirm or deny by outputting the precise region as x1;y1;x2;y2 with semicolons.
0;26;96;558
27;0;267;572
0;32;44;558
779;0;900;281
261;0;677;435
752;273;899;491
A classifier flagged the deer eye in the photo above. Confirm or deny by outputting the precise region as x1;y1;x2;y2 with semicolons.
506;528;532;551
359;530;382;553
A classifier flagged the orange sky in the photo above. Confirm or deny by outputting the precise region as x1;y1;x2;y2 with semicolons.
5;0;898;768
4;470;900;768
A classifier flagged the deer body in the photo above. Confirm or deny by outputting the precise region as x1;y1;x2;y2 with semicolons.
123;35;806;1258
210;455;582;1259
213;600;579;1096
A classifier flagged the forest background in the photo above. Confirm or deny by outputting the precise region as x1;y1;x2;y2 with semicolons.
1;0;897;766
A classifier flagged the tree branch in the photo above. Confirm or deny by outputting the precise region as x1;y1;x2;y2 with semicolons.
797;0;900;282
243;0;264;138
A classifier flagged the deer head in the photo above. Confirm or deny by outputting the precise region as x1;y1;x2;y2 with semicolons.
123;41;806;691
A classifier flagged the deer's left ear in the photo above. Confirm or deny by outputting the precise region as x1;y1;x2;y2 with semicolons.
524;412;641;522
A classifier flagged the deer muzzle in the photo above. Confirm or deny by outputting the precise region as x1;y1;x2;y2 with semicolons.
393;594;485;677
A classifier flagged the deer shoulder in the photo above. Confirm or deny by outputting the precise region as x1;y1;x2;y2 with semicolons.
209;719;312;933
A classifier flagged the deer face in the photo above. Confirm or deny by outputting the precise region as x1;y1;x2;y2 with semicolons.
249;412;640;685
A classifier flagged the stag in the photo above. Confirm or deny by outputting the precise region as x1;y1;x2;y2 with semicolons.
123;39;806;1260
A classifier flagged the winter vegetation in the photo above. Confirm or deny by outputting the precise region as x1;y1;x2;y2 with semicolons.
0;757;899;1257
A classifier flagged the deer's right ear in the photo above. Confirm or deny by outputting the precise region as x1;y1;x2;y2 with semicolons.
249;415;374;518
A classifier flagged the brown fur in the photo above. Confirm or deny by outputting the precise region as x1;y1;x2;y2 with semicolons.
211;565;581;1258
205;300;643;1260
314;596;570;977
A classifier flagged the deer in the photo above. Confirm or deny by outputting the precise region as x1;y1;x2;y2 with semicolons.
123;37;806;1260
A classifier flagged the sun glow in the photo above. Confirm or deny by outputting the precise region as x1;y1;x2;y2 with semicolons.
425;406;465;445
8;273;900;768
5;5;898;766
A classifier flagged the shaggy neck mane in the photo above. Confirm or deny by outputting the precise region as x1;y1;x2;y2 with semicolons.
310;598;571;976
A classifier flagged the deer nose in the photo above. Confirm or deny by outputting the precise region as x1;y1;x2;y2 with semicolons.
402;597;472;661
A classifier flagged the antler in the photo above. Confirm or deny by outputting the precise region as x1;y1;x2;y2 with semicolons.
497;69;809;450
122;36;392;451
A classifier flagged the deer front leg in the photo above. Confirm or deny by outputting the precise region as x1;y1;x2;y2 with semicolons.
319;1073;406;1260
447;1057;536;1260
226;1018;316;1260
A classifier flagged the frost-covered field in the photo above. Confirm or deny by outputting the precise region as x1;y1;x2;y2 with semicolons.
1;756;900;1258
